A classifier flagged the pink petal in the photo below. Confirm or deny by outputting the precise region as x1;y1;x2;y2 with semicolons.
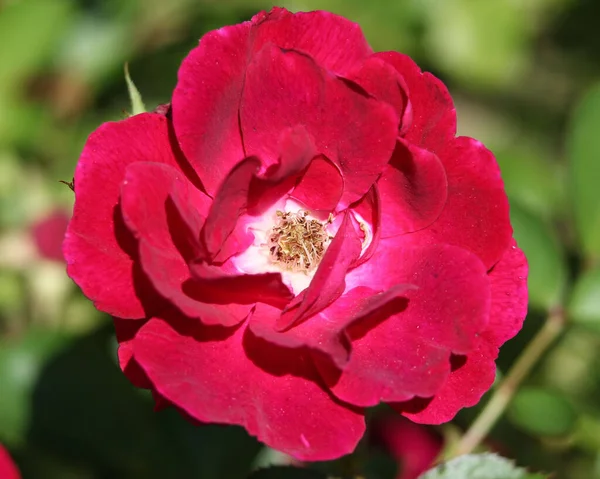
120;161;250;327
374;51;456;153
250;284;415;369
132;316;365;460
171;19;250;197
201;126;316;262
316;239;491;407
409;137;512;269
277;213;363;330
393;240;528;423
252;7;372;76
291;155;343;214
240;43;398;207
377;139;448;237
64;113;182;319
0;444;20;479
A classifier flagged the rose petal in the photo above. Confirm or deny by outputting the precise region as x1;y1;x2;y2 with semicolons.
393;240;528;423
349;185;381;269
316;239;490;407
114;317;152;389
240;43;398;207
252;8;372;76
409;137;512;269
374;51;456;153
277;213;362;330
131;316;365;461
120;161;251;326
171;20;250;197
64;113;182;319
344;55;411;134
377;139;448;237
250;284;415;368
291;155;344;214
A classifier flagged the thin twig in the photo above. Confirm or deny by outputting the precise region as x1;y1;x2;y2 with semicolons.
452;308;565;456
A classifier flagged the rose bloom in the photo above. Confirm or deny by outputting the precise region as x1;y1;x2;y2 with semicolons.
64;8;528;460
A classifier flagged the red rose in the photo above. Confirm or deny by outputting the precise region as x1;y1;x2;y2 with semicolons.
0;444;20;479
64;8;527;460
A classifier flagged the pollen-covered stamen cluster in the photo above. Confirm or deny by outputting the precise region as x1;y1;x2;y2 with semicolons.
268;210;332;272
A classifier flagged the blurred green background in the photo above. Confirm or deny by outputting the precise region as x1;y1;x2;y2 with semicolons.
1;0;600;478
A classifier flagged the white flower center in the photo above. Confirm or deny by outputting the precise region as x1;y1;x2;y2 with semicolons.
232;199;372;295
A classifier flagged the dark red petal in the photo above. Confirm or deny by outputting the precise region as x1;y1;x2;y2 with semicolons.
344;56;411;134
349;185;381;269
120;161;250;327
316;239;490;407
374;51;456;153
171;20;250;197
252;7;372;76
132;316;365;461
114;317;152;389
277;213;362;330
377;139;448;237
409;137;512;269
201;126;316;261
393;240;528;424
64;113;181;319
240;43;398;207
188;261;293;309
250;284;415;368
291;155;343;214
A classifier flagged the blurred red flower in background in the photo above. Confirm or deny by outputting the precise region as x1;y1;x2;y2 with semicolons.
373;415;442;479
32;209;69;262
64;7;527;460
0;444;21;479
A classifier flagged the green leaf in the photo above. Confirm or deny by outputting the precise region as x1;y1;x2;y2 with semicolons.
0;0;74;95
568;266;600;333
510;203;567;311
567;82;600;259
496;148;565;220
0;329;72;446
124;63;146;115
508;387;577;437
248;466;327;479
418;453;547;479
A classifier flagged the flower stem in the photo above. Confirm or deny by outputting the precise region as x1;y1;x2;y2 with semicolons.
453;308;565;456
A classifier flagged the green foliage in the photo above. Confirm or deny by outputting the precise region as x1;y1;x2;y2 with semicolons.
124;64;147;115
568;266;600;332
419;453;547;479
567;82;600;260
249;466;327;479
508;387;577;437
510;204;567;311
